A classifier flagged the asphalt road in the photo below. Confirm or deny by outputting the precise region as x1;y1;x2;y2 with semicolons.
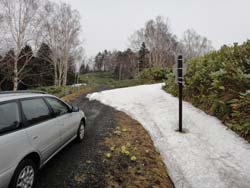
36;94;117;188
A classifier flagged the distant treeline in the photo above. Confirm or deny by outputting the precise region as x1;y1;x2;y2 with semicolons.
86;16;213;80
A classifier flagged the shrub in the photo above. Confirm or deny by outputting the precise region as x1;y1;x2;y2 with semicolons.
137;67;172;83
228;91;250;136
36;85;77;98
164;40;250;138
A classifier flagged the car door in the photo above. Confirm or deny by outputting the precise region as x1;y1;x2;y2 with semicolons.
44;97;79;145
21;97;61;162
0;101;26;188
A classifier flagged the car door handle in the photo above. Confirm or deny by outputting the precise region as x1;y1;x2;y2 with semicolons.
33;136;38;140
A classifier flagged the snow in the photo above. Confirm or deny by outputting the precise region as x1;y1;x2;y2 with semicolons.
87;83;250;188
71;83;87;87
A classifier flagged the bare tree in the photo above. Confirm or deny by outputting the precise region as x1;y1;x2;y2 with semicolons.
0;13;5;55
126;48;138;77
86;56;95;71
0;0;45;90
42;2;63;86
0;14;6;86
180;29;214;60
72;46;85;84
73;46;85;73
129;16;179;68
43;1;82;86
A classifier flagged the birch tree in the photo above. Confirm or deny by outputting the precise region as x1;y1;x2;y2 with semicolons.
0;14;6;87
0;14;5;55
129;16;179;67
0;0;44;90
42;2;63;86
180;29;214;60
43;1;81;86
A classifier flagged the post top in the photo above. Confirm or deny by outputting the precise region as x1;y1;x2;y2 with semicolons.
178;55;183;60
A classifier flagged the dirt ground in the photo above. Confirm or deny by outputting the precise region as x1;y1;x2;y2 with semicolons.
35;92;173;188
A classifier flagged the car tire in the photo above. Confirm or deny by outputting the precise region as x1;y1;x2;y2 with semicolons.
76;121;85;142
9;159;37;188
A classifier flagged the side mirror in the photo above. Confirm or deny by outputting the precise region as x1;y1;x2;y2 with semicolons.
70;106;80;112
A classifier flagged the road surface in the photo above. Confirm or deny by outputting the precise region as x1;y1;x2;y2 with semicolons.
36;95;117;188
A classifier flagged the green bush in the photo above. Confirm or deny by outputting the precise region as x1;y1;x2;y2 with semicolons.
137;67;172;83
164;40;250;138
36;85;77;98
228;91;250;136
164;72;178;96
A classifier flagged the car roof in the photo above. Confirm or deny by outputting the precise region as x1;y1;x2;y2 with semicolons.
0;93;56;103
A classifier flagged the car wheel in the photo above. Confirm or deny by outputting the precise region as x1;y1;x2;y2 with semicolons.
9;159;37;188
76;121;85;142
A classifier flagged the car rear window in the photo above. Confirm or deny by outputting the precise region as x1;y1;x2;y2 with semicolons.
0;102;20;134
21;98;51;125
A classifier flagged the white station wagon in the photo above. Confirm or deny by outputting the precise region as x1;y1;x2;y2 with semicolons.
0;91;86;188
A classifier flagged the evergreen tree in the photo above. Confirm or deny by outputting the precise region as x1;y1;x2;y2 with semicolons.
94;52;104;71
20;43;54;88
80;63;90;74
17;45;34;89
0;49;14;90
67;56;76;85
85;64;90;73
79;63;85;74
35;43;55;86
138;42;149;71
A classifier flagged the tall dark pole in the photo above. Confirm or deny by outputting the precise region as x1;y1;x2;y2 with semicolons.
178;55;183;132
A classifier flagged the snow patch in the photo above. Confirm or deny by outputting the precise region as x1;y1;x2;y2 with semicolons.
71;83;87;87
87;83;250;188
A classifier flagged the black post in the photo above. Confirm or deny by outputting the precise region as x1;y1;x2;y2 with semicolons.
178;55;183;132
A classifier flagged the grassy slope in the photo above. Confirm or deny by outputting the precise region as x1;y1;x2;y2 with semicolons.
80;72;144;89
38;69;167;99
36;72;142;99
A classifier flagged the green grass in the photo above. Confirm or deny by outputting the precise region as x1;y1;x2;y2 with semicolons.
80;72;116;87
80;72;145;89
36;69;168;99
36;72;146;98
36;85;86;98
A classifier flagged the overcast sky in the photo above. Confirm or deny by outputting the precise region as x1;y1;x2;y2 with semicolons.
52;0;250;57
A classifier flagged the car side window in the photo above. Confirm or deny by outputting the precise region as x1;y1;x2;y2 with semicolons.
45;97;69;116
21;98;51;125
0;102;20;134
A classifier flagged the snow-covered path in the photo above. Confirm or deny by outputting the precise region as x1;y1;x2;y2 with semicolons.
87;84;250;188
